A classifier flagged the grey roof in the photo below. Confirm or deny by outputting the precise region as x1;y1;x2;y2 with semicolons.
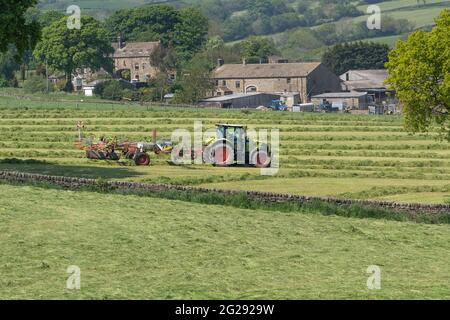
213;62;321;79
112;41;160;58
312;92;367;99
340;69;389;90
201;92;272;102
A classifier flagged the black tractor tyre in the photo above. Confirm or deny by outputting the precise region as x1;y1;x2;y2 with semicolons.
134;152;151;166
107;152;120;161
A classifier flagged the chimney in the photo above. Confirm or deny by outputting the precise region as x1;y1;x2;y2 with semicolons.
118;35;125;49
217;58;224;67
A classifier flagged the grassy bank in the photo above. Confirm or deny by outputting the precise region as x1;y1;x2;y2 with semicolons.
0;184;449;299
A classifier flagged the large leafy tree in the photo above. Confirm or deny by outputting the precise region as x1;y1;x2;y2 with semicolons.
104;5;208;63
105;5;180;45
322;42;390;75
386;9;450;139
173;54;213;104
0;0;40;58
240;36;277;62
33;16;114;91
173;7;209;61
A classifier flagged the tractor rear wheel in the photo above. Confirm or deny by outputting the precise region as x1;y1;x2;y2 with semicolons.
213;143;234;167
134;152;151;166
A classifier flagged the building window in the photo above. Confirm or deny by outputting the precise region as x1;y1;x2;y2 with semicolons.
222;80;227;86
215;80;219;86
142;63;146;69
287;78;291;84
235;81;241;89
135;64;139;71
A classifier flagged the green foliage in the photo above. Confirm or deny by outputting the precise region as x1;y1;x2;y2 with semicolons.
104;5;208;63
0;0;40;59
23;75;50;94
240;36;277;61
0;46;20;83
322;42;390;75
386;9;450;140
173;54;214;104
95;80;125;101
33;16;114;90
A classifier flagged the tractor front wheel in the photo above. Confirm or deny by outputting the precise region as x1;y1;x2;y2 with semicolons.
134;152;151;166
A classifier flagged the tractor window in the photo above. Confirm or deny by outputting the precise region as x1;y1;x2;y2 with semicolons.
217;126;226;139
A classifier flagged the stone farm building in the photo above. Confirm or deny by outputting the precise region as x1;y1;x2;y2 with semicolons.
212;61;341;103
112;37;161;82
340;69;395;105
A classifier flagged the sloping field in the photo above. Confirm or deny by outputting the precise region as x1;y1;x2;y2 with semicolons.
0;184;449;299
0;97;450;204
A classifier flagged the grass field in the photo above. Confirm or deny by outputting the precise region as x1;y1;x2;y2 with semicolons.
0;183;449;299
1;92;450;204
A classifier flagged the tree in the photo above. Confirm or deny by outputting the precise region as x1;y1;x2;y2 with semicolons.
104;5;208;63
240;36;277;62
173;7;209;61
386;9;450;139
322;42;390;75
0;0;40;59
0;46;20;84
33;16;114;91
173;54;213;104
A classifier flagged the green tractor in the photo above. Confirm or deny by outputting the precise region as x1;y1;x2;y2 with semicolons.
204;124;272;168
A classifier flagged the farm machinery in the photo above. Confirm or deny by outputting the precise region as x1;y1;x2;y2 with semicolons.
75;122;173;166
200;124;272;168
269;100;288;111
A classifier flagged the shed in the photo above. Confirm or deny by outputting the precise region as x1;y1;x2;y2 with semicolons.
199;92;281;109
311;92;370;110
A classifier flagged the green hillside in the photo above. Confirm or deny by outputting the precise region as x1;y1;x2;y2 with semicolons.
36;0;448;60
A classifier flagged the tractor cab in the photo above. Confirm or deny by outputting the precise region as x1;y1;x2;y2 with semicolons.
206;124;271;168
216;124;247;142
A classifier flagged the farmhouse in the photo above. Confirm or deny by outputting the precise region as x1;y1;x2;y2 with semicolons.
112;36;161;83
340;69;396;105
212;61;341;103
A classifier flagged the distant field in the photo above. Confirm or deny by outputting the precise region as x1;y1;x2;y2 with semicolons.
1;92;450;204
1;184;449;299
355;0;449;28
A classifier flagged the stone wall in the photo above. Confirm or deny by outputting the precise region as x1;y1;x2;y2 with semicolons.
1;170;449;215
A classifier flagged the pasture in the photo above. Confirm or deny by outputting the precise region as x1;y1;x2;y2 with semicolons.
0;94;450;204
0;183;449;299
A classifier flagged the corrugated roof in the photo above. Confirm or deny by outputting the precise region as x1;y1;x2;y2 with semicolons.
201;92;269;102
340;69;388;90
213;62;321;79
112;41;160;58
312;91;367;98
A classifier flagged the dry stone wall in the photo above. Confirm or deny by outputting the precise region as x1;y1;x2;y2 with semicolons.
1;170;449;215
